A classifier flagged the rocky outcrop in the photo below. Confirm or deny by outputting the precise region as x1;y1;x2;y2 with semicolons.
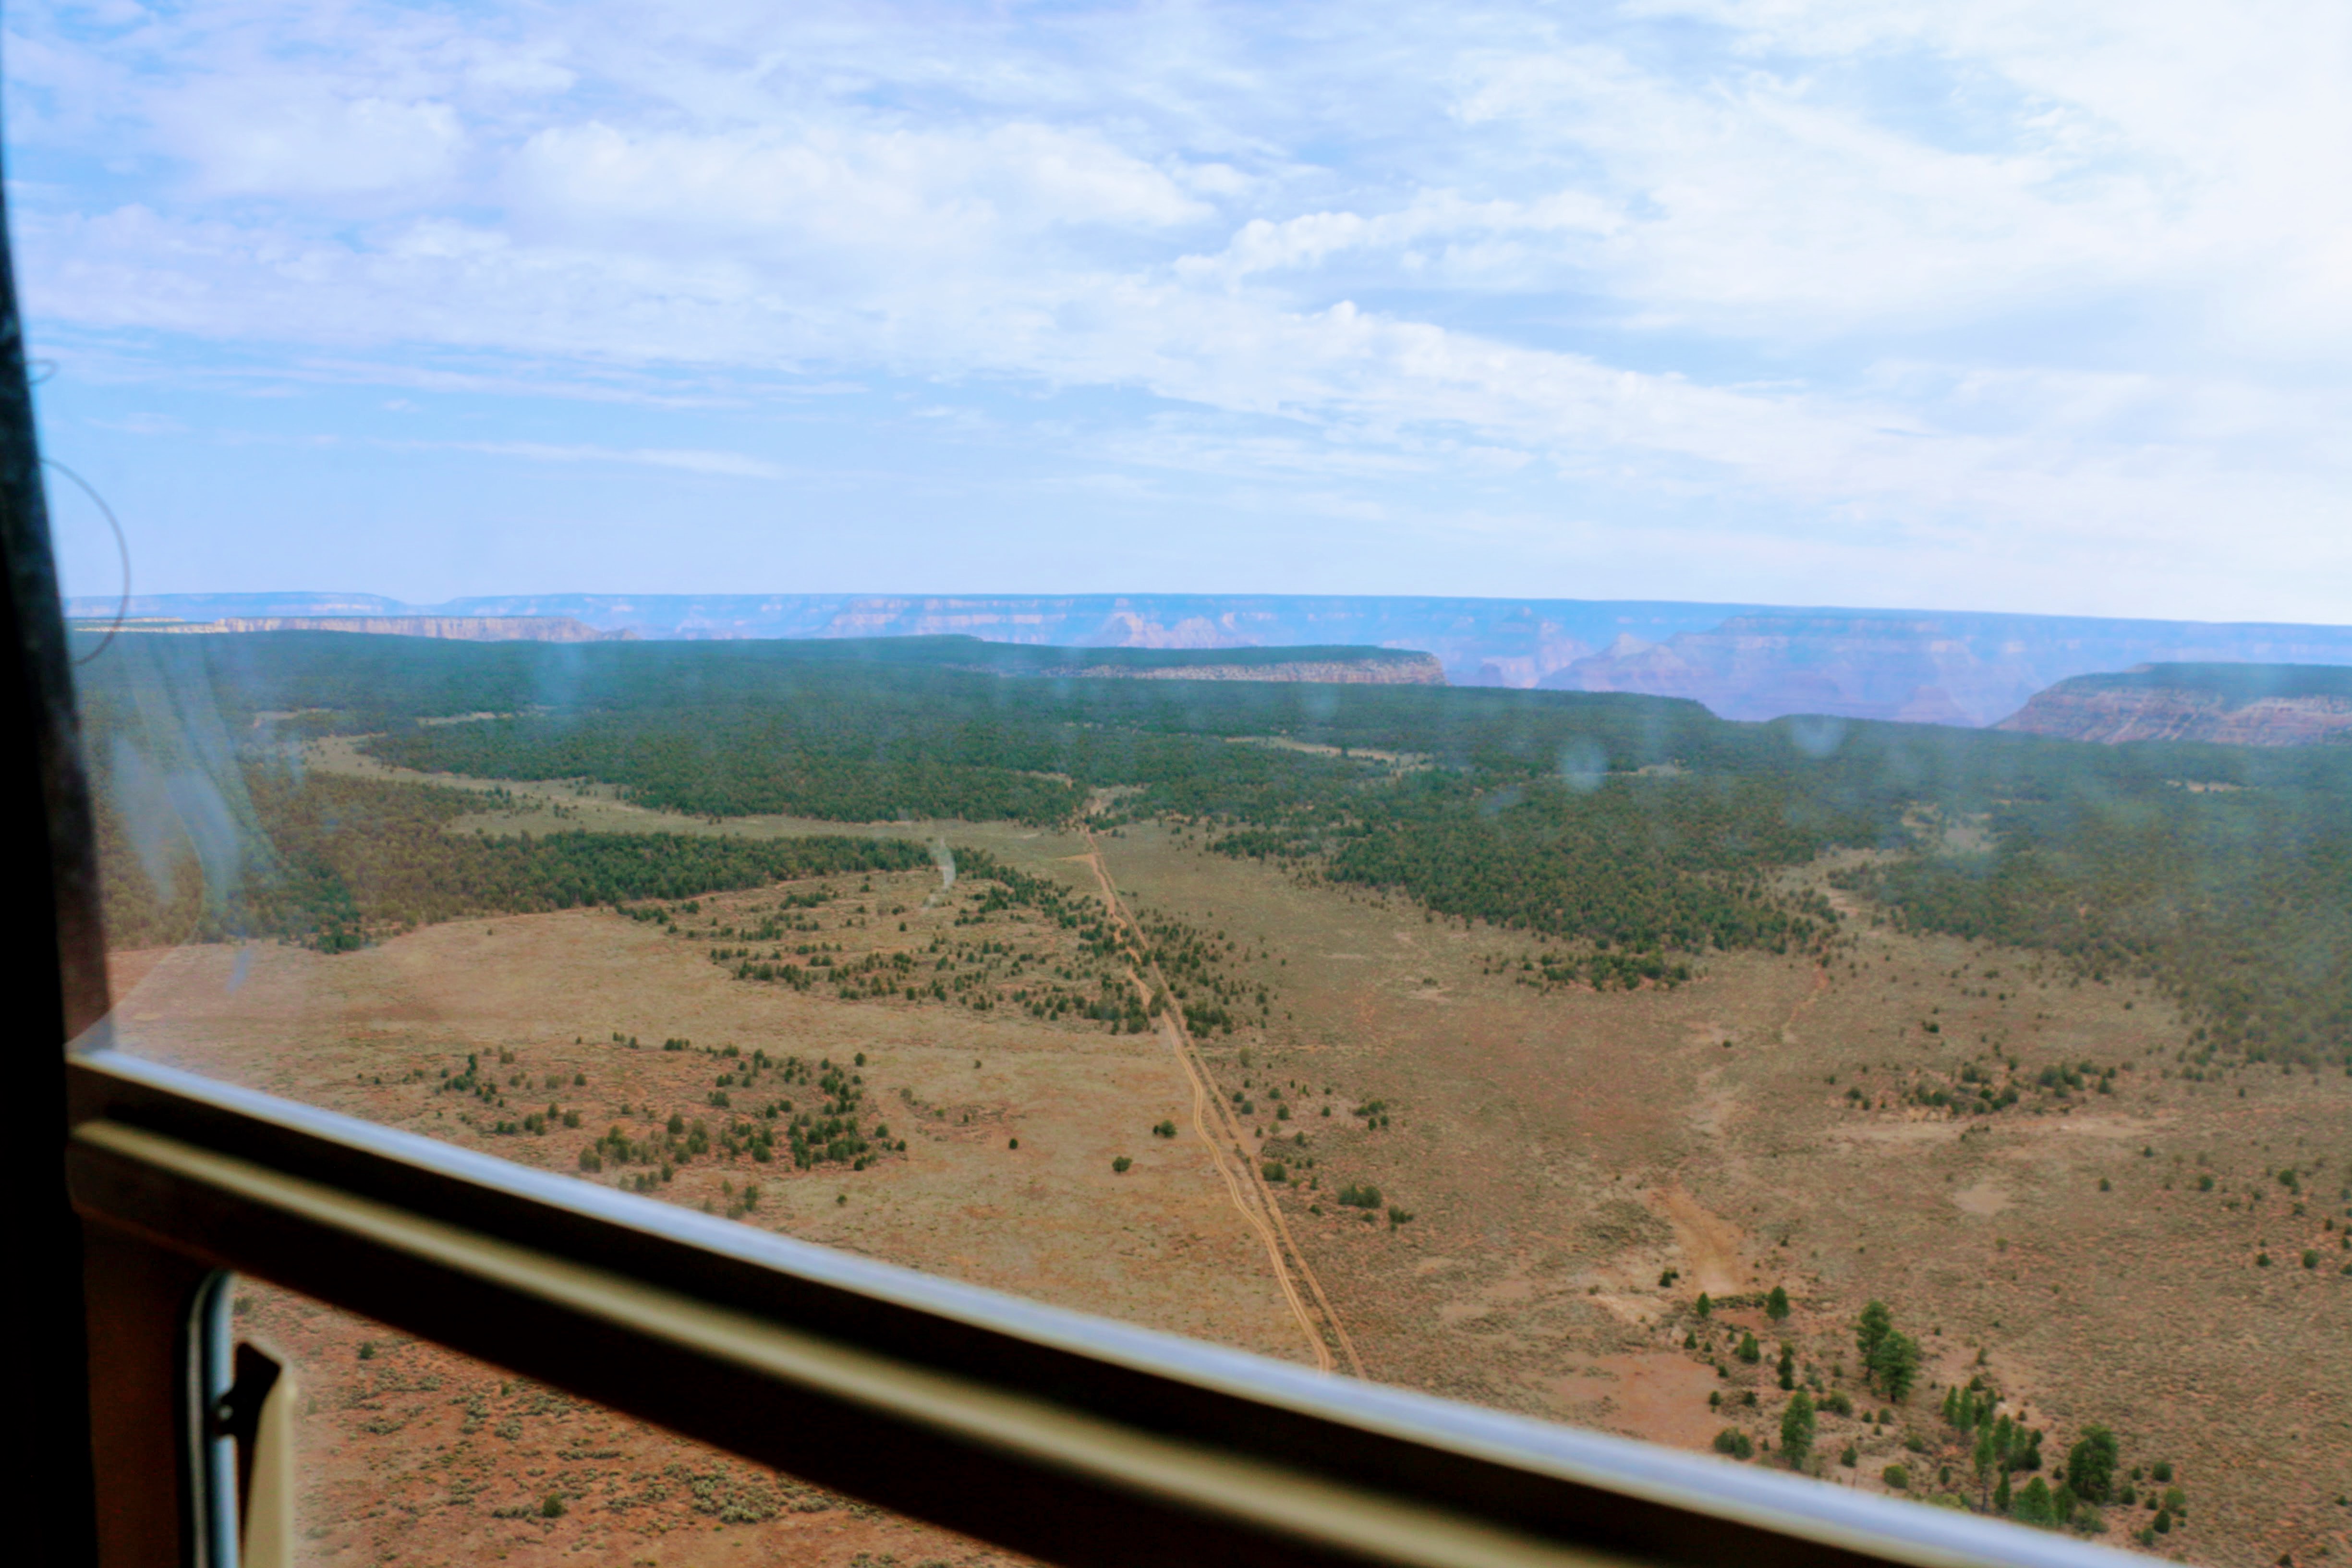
1995;665;2352;745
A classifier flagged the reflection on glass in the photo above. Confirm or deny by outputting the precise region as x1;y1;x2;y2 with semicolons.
26;3;2352;1559
230;1280;1024;1568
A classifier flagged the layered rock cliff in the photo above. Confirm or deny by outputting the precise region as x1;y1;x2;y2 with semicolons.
1995;665;2352;745
1061;653;1444;685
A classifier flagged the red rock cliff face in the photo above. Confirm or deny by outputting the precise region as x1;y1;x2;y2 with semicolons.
1996;679;2352;745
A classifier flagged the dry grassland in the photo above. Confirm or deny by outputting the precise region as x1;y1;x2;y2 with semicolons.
1099;824;2351;1568
109;843;1305;1567
102;768;2352;1568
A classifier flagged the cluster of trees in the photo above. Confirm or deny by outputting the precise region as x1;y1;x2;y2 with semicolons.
580;1049;900;1177
1503;946;1697;993
728;1053;898;1169
1699;1295;2149;1539
1856;1056;2128;1118
1137;912;1269;1034
580;1111;711;1184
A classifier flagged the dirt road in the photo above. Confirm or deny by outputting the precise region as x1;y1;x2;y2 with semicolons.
1077;832;1364;1376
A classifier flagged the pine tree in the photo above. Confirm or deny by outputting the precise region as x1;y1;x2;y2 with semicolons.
1767;1285;1790;1321
1780;1390;1816;1467
1856;1301;1893;1368
1870;1330;1921;1402
2065;1426;2118;1504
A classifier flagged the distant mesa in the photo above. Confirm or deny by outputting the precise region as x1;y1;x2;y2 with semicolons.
83;614;634;643
1994;664;2352;746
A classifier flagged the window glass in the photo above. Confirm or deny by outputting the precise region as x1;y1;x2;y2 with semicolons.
19;3;2352;1563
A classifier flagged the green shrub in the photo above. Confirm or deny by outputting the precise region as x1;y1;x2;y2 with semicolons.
541;1494;566;1519
1337;1183;1382;1209
1261;1161;1288;1182
1737;1332;1761;1363
1112;1156;1133;1173
1766;1285;1790;1320
1883;1464;1910;1491
1712;1429;1754;1460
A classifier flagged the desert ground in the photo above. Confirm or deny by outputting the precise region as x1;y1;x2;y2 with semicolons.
101;758;2352;1568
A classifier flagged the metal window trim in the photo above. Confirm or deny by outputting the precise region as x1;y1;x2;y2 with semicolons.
70;1045;2142;1568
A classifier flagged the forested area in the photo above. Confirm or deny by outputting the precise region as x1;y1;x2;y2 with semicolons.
71;630;2352;1066
94;766;932;951
1834;783;2352;1068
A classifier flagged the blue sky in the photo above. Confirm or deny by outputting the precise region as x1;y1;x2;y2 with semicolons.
8;0;2352;620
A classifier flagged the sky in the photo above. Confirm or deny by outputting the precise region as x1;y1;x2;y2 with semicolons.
7;0;2352;621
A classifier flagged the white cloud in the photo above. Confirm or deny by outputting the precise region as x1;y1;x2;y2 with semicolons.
8;0;2352;615
505;118;1208;256
163;91;466;197
410;439;787;479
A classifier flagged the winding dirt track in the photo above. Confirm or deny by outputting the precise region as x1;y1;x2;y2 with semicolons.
1077;833;1363;1376
1779;963;1831;1044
